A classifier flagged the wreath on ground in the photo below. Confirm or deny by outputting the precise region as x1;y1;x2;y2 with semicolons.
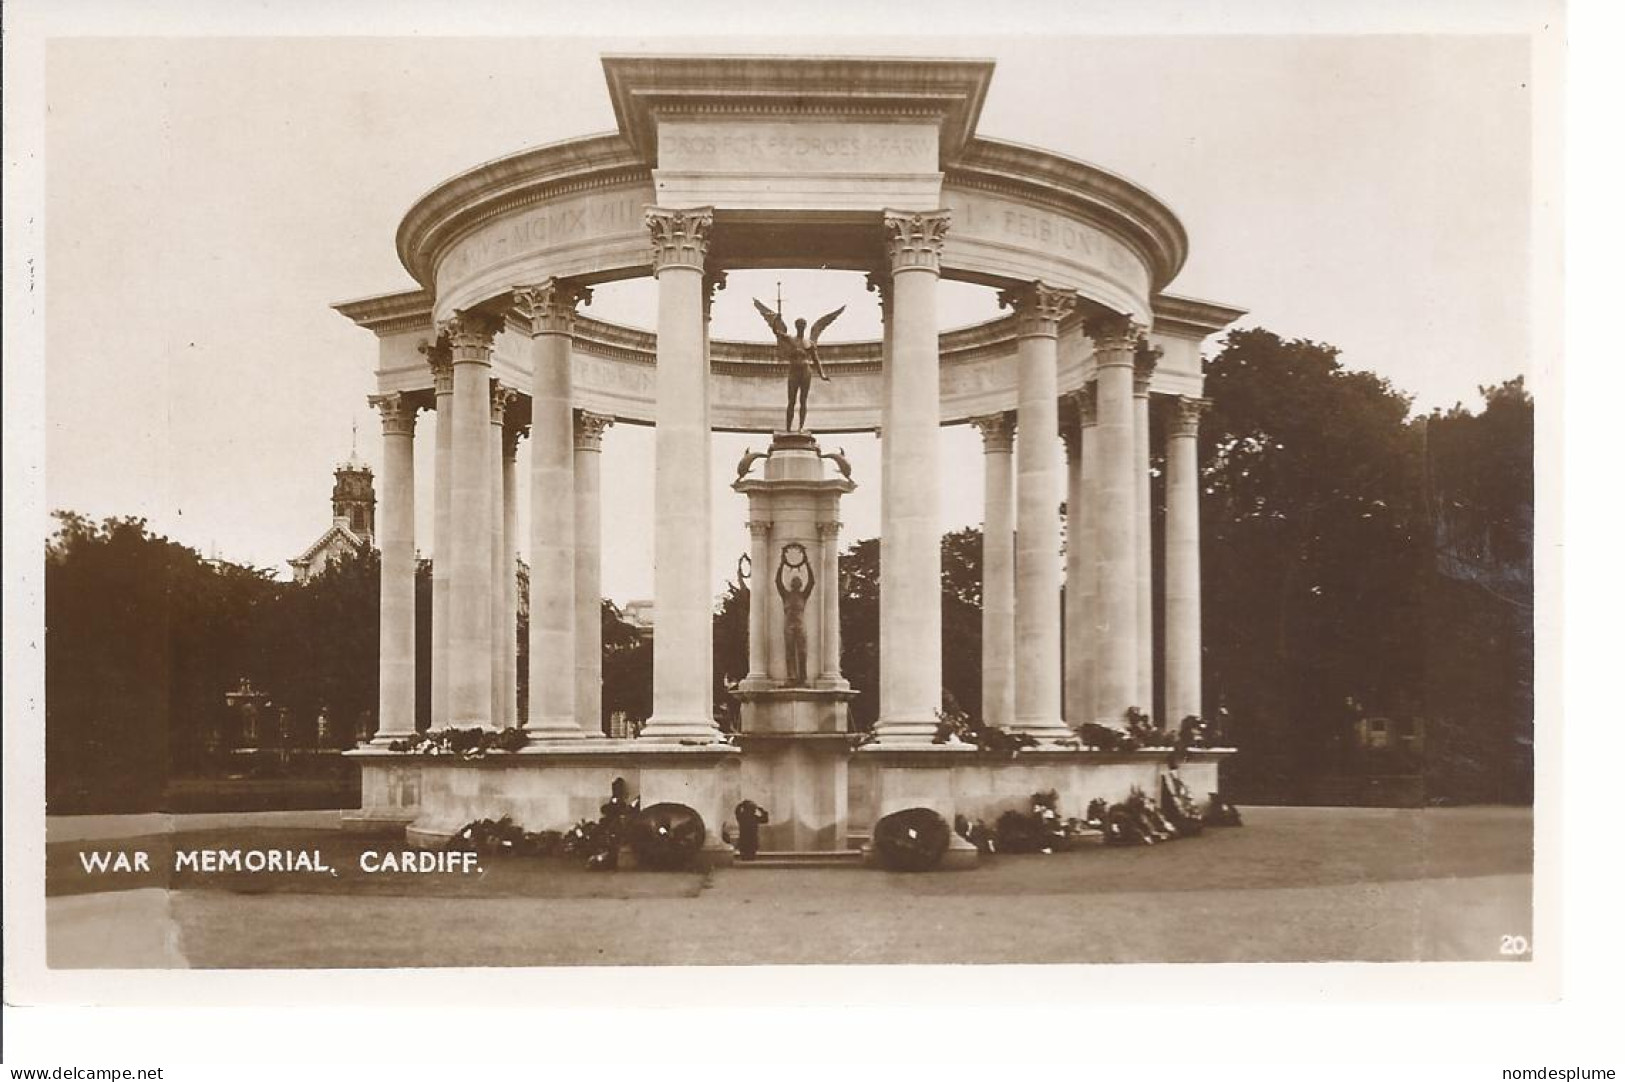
872;807;951;871
389;726;530;758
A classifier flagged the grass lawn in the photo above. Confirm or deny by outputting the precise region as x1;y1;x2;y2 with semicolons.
45;806;1533;967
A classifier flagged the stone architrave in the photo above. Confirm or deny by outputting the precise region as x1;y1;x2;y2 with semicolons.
574;409;614;735
369;391;418;744
422;340;455;729
874;209;950;743
1164;395;1209;727
1132;340;1162;715
513;280;591;739
641;206;721;741
440;310;504;728
1084;313;1144;728
1000;281;1077;740
970;412;1015;731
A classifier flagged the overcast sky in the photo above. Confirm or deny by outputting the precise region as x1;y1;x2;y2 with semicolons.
43;30;1535;601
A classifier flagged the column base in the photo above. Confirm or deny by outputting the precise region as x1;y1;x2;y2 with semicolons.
638;717;725;743
367;732;414;748
525;719;587;743
1009;720;1076;742
871;714;941;745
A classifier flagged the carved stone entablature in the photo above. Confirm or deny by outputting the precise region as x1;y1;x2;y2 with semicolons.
439;310;504;364
882;209;951;273
489;380;518;425
646;206;713;274
369;392;419;438
512;279;593;337
1083;312;1147;365
419;338;456;396
969;411;1015;454
998;281;1078;338
573;409;615;452
1169;395;1210;439
1133;340;1163;396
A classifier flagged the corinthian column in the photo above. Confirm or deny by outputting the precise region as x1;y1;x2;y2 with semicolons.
1002;282;1077;740
641;207;719;741
502;420;523;730
440;311;503;728
423;341;454;729
1164;395;1208;727
874;209;950;743
866;270;894;722
369;391;418;744
489;381;516;729
1133;343;1161;715
971;412;1015;730
1085;313;1144;727
574;409;613;735
1065;384;1099;728
513;281;589;739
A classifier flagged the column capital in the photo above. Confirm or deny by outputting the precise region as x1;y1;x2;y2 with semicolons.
438;310;503;364
369;391;419;437
489;380;518;426
815;520;843;539
1168;395;1211;438
747;519;774;539
702;267;728;322
865;268;893;321
418;338;455;396
998;281;1078;337
645;206;713;274
573;409;614;452
1083;312;1149;363
882;209;951;274
512;279;592;337
1133;340;1163;396
969;411;1015;454
502;420;528;458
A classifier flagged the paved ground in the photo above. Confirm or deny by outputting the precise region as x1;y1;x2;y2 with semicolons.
43;806;1533;967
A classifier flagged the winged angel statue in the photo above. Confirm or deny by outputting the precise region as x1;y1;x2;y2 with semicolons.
753;297;845;431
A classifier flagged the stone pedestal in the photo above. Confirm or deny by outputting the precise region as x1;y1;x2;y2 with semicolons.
731;430;858;852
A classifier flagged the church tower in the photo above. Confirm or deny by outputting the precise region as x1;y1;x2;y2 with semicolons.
331;448;376;542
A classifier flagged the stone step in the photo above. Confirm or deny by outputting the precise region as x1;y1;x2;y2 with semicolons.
732;849;865;869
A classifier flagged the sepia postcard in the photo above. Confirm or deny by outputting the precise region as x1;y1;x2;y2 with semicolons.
1;0;1595;1073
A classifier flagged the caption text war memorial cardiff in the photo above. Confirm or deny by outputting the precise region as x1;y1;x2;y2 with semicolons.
333;55;1247;866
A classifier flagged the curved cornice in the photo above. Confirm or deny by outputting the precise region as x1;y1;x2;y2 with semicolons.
395;132;647;289
949;137;1188;292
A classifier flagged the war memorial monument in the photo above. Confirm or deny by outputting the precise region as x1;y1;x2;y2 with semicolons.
333;54;1247;862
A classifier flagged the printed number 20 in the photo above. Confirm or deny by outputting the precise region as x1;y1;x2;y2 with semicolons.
1500;934;1530;956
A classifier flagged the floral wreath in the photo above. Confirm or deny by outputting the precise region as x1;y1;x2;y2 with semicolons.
779;541;809;569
